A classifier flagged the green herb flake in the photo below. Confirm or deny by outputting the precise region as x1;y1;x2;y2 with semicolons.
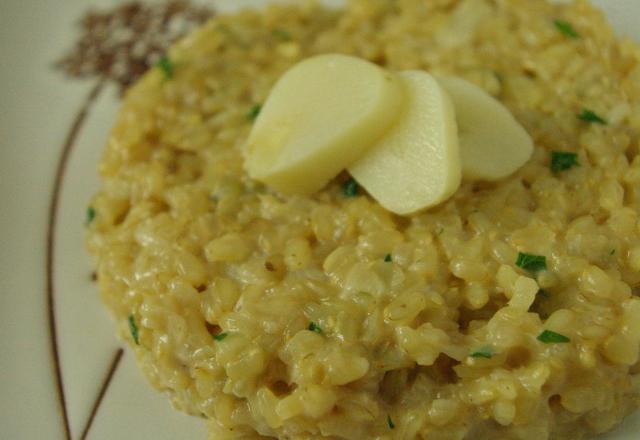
308;322;323;334
214;332;229;342
342;178;359;198
470;346;494;359
387;415;396;429
515;252;547;272
578;109;607;125
551;151;579;173
553;19;580;39
156;56;174;80
128;315;140;345
537;329;570;344
610;249;616;256
436;227;445;236
537;289;550;299
384;254;392;262
272;29;292;41
217;24;232;36
247;104;262;122
86;206;96;225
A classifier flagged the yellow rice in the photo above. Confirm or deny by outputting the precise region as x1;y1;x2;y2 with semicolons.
87;0;640;438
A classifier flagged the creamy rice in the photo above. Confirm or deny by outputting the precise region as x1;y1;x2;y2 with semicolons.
87;0;640;438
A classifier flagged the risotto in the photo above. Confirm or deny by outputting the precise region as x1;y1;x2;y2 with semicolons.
86;0;640;438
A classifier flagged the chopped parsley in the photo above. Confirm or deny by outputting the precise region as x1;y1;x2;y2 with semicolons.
551;151;579;173
516;252;547;272
387;415;395;429
610;249;616;256
128;315;140;345
342;178;359;197
470;346;494;359
214;332;229;342
436;227;445;236
384;254;392;262
86;206;96;225
156;56;174;80
553;19;580;39
272;29;292;41
247;104;262;122
537;289;550;299
218;24;233;36
537;330;570;344
308;322;323;334
578;109;607;125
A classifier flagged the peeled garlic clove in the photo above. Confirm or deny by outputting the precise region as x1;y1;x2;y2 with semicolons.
349;70;461;215
437;75;534;181
245;53;405;194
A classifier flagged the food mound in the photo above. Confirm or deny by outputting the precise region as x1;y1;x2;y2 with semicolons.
87;0;640;439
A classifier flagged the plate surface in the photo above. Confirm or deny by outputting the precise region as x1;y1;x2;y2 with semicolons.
0;0;639;439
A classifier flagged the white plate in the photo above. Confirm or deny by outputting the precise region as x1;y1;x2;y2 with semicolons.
0;0;639;439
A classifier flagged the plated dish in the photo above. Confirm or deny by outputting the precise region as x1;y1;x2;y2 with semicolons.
84;0;640;439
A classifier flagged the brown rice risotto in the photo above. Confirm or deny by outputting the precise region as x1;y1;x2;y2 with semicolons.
87;0;640;438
